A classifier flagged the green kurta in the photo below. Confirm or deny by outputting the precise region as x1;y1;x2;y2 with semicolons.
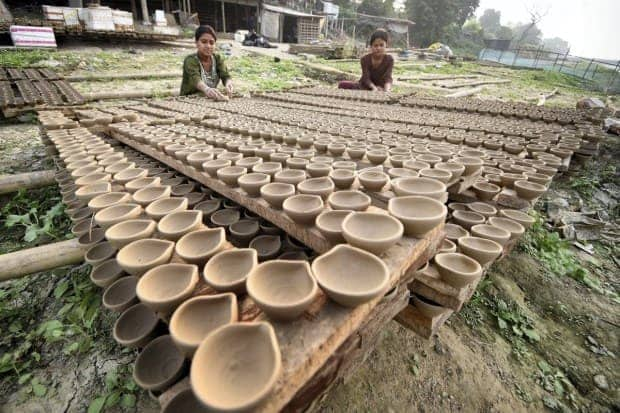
180;53;231;96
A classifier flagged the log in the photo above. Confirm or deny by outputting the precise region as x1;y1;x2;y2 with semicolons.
0;170;56;195
537;88;558;106
67;72;182;82
441;79;511;89
83;89;179;102
446;86;484;98
0;238;86;281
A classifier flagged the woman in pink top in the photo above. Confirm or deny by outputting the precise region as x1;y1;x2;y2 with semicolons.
339;29;393;92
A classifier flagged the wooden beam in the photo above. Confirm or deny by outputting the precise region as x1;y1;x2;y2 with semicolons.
83;89;179;102
445;86;484;98
0;239;86;281
0;170;56;195
66;72;182;82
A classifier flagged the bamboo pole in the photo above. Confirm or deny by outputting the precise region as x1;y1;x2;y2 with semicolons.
0;239;86;282
446;86;484;98
67;71;182;82
83;89;179;102
0;170;56;195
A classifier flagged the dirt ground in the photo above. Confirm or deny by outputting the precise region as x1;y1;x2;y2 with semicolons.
0;43;618;412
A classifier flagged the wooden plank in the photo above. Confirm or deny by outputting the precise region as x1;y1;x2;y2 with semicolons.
408;264;479;312
395;304;453;339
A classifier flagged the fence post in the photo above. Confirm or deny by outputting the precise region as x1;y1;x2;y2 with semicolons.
607;61;620;93
558;49;569;73
511;48;520;67
552;51;561;69
533;45;542;68
583;58;594;79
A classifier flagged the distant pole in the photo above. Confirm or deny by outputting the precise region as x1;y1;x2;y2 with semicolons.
583;58;594;79
140;0;150;24
558;48;569;73
511;47;520;67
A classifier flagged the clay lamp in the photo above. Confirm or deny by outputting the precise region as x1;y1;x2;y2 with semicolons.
270;152;290;165
390;154;412;168
283;194;323;225
102;276;139;312
113;168;148;185
158;210;203;241
329;169;356;190
388;196;447;237
358;170;389;191
514;180;546;201
500;173;525;189
327;142;346;156
112;303;159;348
416;154;442;167
75;182;111;202
457;236;503;265
187;152;214;169
524;172;552;186
210;208;240;228
342;212;403;255
104;161;136;175
498;209;535;229
247;260;318;321
453;157;483;176
71;219;94;238
98;153;126;167
170;294;238;358
218;152;243;164
448;202;469;213
249;235;282;261
488;217;525;240
133;335;186;391
88;192;132;213
136;263;199;314
175;228;227;265
274;169;306;186
393;177;446;200
77;227;106;249
203;248;258;293
435;252;482;289
253;161;282;177
504;143;524;154
472;182;501;201
312;244;389;307
90;258;125;288
84;241;116;267
229;220;260;246
94;203;143;229
74;172;111;188
306;163;332;178
145;197;188;221
411;293;449;319
451;210;486;230
190;322;281;412
116;238;175;275
366;149;388;165
327;190;370;211
438;238;457;253
170;183;196;197
217;166;247;187
286;157;309;170
71;165;103;179
403;159;430;172
467;202;497;218
125;177;161;193
471;224;511;246
316;210;352;244
297;177;334;199
203;159;232;178
418;168;451;184
260;183;296;209
239;173;270;197
132;185;172;207
444;223;469;242
193;199;220;220
435;162;465;180
105;219;157;249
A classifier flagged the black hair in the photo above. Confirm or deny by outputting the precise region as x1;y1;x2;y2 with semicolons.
369;29;389;46
195;25;217;41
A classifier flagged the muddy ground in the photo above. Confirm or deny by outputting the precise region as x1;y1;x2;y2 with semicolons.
0;43;618;412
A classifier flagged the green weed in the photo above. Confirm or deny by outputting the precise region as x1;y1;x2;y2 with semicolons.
519;213;601;290
88;364;139;412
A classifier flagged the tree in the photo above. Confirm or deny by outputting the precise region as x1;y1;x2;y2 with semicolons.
512;22;542;47
357;0;393;17
405;0;479;47
543;37;570;54
479;9;501;36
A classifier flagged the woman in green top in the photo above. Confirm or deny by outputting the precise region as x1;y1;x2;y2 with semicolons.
180;25;233;101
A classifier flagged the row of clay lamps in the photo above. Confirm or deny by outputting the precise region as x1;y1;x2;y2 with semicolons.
186;95;589;143
48;127;414;412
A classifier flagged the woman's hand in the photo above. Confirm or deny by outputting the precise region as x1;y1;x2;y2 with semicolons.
225;81;234;98
205;87;228;101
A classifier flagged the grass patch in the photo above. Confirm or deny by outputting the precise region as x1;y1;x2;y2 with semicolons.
228;56;311;91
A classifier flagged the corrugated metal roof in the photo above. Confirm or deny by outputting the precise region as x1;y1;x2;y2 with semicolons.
263;4;322;18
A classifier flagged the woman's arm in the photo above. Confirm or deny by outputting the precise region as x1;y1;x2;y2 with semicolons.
383;56;394;92
359;56;377;91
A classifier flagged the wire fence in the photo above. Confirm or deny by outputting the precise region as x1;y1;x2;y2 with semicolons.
479;47;620;94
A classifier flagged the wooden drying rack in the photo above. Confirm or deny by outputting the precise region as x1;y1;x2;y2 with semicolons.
108;130;445;411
